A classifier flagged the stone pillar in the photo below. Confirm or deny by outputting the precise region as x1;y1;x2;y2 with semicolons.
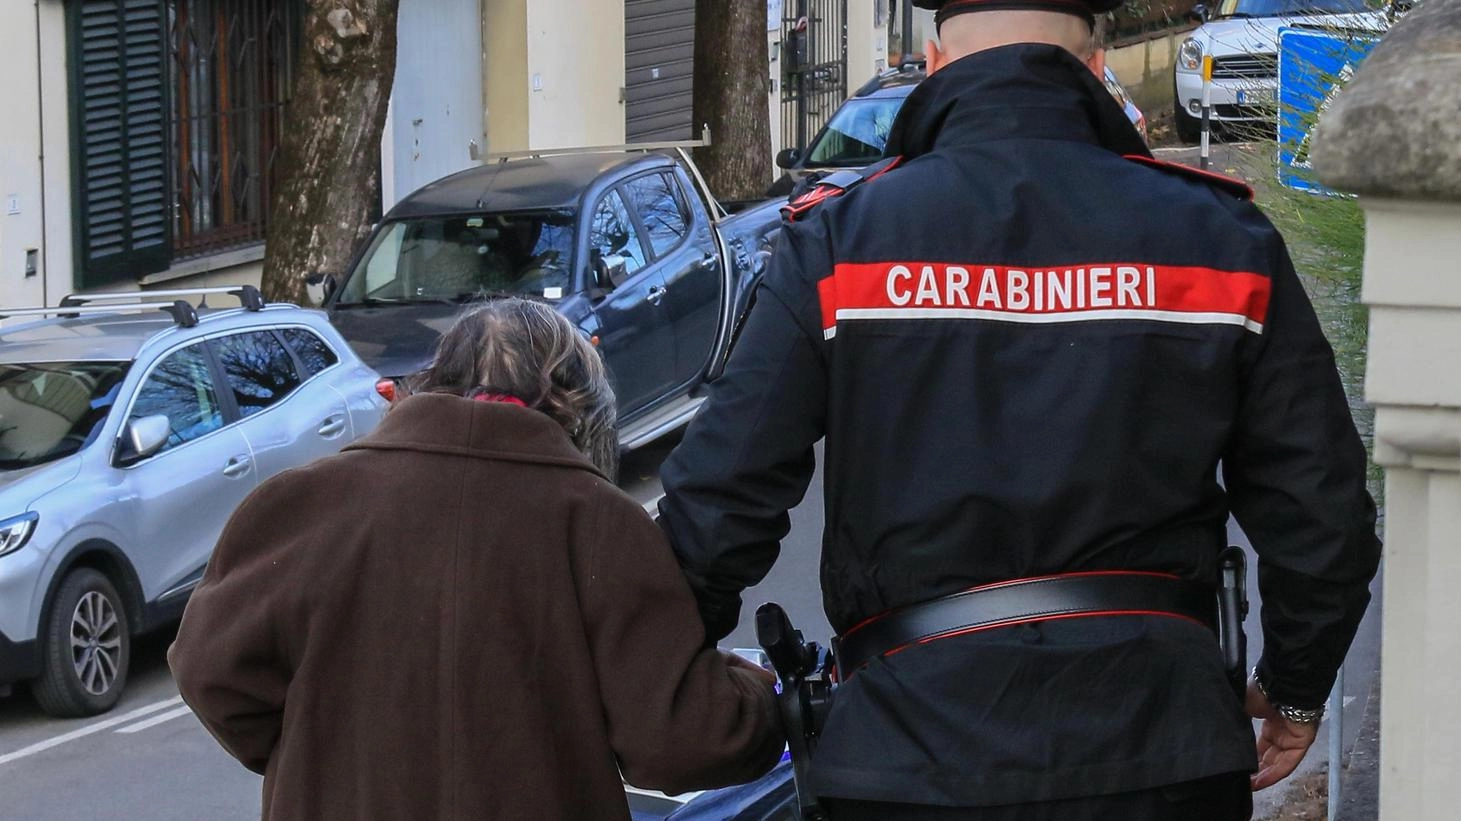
847;0;890;80
1311;4;1461;819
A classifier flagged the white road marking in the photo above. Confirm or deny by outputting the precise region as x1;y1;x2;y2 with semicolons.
642;493;664;516
0;696;183;767
1345;696;1357;709
115;704;193;734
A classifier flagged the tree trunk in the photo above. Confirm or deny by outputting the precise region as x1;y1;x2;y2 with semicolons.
692;0;772;202
260;0;400;304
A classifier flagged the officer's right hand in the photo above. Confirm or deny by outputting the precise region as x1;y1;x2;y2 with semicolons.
1245;679;1320;791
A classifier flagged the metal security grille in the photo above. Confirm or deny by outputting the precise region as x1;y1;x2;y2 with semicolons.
1211;53;1278;80
67;0;173;287
167;0;297;259
780;0;848;152
625;0;696;142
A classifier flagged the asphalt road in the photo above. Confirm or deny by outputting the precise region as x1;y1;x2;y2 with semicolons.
0;432;1381;820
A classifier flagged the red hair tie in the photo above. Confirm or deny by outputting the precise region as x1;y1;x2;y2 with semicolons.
471;392;527;408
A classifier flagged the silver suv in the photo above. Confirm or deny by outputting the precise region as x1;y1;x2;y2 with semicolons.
0;287;387;716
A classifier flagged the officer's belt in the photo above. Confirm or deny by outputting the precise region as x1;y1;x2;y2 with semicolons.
833;571;1216;681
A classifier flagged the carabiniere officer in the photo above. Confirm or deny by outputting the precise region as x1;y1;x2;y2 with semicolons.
657;0;1382;818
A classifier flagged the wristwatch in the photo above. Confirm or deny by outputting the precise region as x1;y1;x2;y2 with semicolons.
1252;667;1325;725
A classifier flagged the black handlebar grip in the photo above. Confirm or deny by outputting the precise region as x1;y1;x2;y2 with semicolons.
756;602;803;680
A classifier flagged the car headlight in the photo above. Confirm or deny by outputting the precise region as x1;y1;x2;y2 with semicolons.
0;512;39;558
1178;37;1205;72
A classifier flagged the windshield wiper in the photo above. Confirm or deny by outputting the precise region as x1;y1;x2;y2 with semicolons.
336;296;409;307
1216;12;1256;18
450;291;517;304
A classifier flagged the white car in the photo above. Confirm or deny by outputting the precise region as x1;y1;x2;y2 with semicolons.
1172;0;1390;143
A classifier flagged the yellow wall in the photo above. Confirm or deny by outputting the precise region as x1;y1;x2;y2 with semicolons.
486;0;626;153
483;0;530;151
1106;30;1186;113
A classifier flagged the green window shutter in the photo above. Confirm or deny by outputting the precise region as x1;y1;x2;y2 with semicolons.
68;0;171;288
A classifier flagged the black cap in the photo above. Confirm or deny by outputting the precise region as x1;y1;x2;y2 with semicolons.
915;0;1124;29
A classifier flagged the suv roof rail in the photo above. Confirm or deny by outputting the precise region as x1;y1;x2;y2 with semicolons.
483;135;710;164
0;300;202;328
59;284;266;312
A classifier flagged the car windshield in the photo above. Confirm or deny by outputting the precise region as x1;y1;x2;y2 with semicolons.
0;361;131;470
336;211;576;305
805;95;905;166
1215;0;1376;17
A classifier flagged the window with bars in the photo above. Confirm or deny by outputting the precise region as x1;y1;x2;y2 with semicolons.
67;0;299;288
168;0;297;259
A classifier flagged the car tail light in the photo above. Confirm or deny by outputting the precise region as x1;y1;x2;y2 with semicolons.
375;378;397;402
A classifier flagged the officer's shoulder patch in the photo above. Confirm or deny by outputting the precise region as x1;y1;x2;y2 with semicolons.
781;156;904;223
1123;154;1254;202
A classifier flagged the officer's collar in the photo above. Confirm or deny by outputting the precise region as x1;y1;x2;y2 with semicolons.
883;43;1152;160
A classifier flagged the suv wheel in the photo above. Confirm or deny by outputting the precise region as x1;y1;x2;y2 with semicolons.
32;569;131;717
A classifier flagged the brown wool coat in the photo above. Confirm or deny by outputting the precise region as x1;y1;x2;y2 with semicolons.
168;393;783;821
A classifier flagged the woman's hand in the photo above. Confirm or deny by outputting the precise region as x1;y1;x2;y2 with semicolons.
719;650;777;687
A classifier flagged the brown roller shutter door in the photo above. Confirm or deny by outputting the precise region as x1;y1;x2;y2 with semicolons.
625;0;695;142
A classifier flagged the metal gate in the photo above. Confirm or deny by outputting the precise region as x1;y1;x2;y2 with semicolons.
780;0;848;152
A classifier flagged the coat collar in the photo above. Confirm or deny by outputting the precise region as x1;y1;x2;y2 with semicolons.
344;393;606;479
884;43;1152;161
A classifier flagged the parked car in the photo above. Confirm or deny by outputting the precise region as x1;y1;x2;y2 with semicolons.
312;148;784;451
0;287;387;716
1172;0;1391;143
770;62;1148;195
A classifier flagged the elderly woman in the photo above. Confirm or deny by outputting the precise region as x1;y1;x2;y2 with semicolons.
169;299;783;821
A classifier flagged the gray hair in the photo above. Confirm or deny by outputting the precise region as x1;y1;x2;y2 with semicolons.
407;298;619;479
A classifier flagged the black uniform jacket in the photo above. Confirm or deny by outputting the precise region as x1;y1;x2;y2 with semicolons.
658;44;1381;806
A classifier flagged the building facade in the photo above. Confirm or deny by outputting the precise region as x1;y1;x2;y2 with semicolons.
0;1;886;309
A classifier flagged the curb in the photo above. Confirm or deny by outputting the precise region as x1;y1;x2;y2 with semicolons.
1336;662;1382;821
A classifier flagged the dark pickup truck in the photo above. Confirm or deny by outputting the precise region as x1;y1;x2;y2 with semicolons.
312;147;783;449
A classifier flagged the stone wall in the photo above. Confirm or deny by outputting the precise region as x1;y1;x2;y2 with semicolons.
1106;26;1195;114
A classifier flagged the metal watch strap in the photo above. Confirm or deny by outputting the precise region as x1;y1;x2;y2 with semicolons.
1252;666;1325;725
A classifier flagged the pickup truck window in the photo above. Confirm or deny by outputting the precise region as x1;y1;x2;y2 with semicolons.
338;212;576;304
624;173;689;257
589;190;649;277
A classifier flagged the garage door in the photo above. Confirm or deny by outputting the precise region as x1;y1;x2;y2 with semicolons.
625;0;695;142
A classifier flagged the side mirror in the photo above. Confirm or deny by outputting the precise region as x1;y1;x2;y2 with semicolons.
116;414;170;465
304;272;337;307
1188;3;1209;22
592;253;631;292
776;147;802;169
